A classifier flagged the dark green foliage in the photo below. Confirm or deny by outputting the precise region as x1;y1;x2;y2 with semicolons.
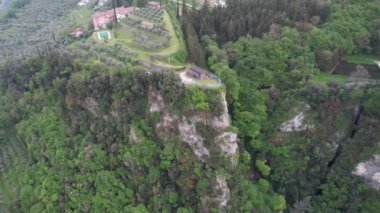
182;18;206;67
364;88;380;116
188;0;331;43
0;0;379;212
0;53;286;212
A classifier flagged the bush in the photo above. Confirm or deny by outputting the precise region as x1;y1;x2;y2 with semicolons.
255;160;271;176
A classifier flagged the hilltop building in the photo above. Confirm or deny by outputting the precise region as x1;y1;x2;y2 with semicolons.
147;1;161;8
186;66;219;81
92;6;135;30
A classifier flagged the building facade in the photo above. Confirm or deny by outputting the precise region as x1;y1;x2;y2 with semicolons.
92;7;135;30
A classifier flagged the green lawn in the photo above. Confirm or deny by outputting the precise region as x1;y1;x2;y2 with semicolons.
315;72;352;83
344;54;380;65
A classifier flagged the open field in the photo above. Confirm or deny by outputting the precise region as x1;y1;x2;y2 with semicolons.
344;54;380;65
71;8;186;68
315;72;352;83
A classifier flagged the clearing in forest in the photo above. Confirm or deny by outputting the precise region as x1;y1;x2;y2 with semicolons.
71;5;186;69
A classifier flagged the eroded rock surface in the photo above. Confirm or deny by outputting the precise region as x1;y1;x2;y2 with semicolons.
280;105;313;132
353;155;380;190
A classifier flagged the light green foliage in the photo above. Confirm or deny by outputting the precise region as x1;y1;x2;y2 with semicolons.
160;141;180;170
234;111;261;138
364;88;380;115
126;204;150;213
258;179;271;193
188;87;209;111
18;109;71;165
92;171;133;211
230;178;286;212
202;35;241;104
77;144;107;172
234;37;289;86
270;195;287;211
176;207;194;213
313;1;380;54
130;139;158;167
256;160;271;176
1;0;380;212
344;54;380;65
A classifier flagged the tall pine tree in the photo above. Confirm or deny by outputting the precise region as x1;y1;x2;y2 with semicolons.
183;18;206;67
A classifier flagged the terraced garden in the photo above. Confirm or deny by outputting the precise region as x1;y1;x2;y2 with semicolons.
0;0;78;61
70;6;186;69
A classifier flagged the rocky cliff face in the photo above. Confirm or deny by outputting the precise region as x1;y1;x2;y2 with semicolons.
150;89;238;208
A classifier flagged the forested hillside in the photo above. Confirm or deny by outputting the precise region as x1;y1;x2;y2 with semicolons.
0;0;380;212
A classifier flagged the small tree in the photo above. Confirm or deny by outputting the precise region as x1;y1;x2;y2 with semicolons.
256;160;271;176
350;65;370;85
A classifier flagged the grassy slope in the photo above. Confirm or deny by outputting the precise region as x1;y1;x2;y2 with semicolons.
76;9;185;68
344;54;380;65
315;72;352;83
67;6;92;27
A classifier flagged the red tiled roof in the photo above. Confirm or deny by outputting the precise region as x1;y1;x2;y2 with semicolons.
92;10;113;19
92;6;135;19
115;6;135;15
147;1;160;6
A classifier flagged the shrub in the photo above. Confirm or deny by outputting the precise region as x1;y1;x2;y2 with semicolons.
255;160;271;176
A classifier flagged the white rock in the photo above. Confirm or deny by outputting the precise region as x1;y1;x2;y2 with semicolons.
215;175;230;207
97;0;109;7
78;0;91;6
149;90;165;112
280;105;313;132
375;60;380;69
216;132;238;167
178;118;210;160
353;155;380;190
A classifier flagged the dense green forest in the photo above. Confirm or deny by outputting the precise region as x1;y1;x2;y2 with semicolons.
0;0;380;212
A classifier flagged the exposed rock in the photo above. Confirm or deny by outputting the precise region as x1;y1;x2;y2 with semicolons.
179;71;195;84
156;113;178;140
375;60;380;69
149;90;165;112
178;117;210;160
201;175;231;209
212;91;230;129
153;90;235;207
353;155;380;190
215;175;230;207
78;0;91;6
190;91;230;129
129;126;139;144
215;132;238;167
83;97;100;116
280;105;313;132
97;0;109;7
